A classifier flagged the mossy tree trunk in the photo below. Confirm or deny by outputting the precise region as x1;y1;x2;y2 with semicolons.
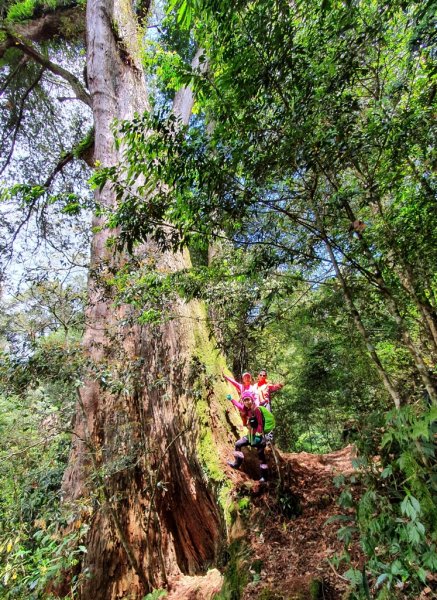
60;0;235;597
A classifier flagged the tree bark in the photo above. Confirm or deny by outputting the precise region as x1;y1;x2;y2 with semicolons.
61;1;231;597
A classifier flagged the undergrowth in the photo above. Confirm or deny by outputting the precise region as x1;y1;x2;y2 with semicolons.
332;404;437;599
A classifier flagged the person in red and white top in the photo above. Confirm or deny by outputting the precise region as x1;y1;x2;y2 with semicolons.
254;369;283;412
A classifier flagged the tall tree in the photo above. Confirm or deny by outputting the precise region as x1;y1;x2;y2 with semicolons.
1;0;233;596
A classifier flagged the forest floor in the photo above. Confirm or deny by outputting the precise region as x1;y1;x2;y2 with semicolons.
167;445;363;600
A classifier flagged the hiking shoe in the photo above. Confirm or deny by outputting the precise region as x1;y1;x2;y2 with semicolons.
259;477;266;483
227;461;240;469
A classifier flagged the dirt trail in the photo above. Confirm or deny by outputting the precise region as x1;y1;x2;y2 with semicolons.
167;445;360;600
239;445;360;600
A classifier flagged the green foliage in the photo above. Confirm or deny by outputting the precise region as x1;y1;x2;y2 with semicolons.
335;405;437;598
143;39;188;94
104;259;178;326
1;184;93;218
103;0;437;419
96;0;437;457
0;520;89;598
214;538;250;600
0;285;85;597
0;380;85;598
2;0;436;596
5;0;79;22
6;0;37;21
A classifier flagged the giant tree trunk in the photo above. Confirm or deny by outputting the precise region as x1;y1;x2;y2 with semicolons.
61;1;234;597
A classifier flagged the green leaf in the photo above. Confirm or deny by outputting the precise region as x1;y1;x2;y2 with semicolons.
325;514;353;525
400;494;420;520
375;573;389;588
337;525;357;545
381;465;392;478
390;560;408;577
423;549;437;570
344;568;362;586
406;522;422;545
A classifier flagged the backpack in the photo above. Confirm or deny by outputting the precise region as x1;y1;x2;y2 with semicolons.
259;406;276;433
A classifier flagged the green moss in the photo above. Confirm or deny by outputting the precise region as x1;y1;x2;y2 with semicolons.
218;482;234;529
309;578;323;599
238;497;250;512
188;351;235;528
190;302;222;368
199;424;225;482
143;590;168;600
73;127;95;159
237;497;252;522
213;539;250;600
185;300;240;530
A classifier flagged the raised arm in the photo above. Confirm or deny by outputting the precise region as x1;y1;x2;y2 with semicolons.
229;397;244;411
223;372;243;395
268;382;284;394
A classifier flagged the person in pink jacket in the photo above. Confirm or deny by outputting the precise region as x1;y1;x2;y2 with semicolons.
226;390;269;482
222;370;256;399
226;389;255;427
254;369;283;412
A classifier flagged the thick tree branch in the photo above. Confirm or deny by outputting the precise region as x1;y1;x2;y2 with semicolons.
2;30;91;107
44;128;95;187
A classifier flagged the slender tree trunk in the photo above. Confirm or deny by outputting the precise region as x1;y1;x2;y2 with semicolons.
397;264;437;352
341;198;437;402
61;2;231;597
321;162;437;367
323;237;402;409
360;256;437;404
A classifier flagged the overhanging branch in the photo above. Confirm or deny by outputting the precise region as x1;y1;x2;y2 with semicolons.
1;29;91;108
44;127;95;187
